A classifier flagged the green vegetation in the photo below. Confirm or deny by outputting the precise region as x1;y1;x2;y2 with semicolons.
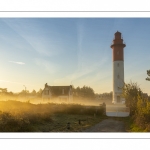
0;100;105;132
73;86;95;99
46;114;107;132
72;86;112;105
0;85;112;132
122;81;150;132
0;85;112;105
146;70;150;81
122;81;142;116
0;82;149;132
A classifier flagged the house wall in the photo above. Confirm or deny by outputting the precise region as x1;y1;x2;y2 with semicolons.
42;87;51;100
69;87;73;102
42;85;73;102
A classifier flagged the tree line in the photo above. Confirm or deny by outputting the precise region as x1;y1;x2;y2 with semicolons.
0;85;112;101
72;85;112;100
0;69;149;102
0;88;43;98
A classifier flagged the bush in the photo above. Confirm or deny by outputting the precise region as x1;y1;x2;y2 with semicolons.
0;111;53;132
0;101;105;132
122;81;150;131
134;94;150;131
122;81;143;116
54;104;105;116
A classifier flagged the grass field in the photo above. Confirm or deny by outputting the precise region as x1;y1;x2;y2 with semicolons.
0;100;106;132
0;99;141;132
32;114;108;132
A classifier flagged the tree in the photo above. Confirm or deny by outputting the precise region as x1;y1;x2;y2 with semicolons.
0;88;7;95
73;85;95;99
98;92;112;100
36;89;43;97
122;81;143;116
31;90;36;96
146;70;150;81
19;90;29;96
75;86;95;99
134;93;150;130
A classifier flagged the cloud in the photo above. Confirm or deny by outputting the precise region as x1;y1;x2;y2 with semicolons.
9;61;25;65
76;21;85;70
2;19;64;57
54;56;108;86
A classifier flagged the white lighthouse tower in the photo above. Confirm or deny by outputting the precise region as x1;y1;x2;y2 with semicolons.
111;31;126;104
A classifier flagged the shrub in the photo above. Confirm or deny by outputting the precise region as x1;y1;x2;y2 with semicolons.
133;94;150;131
0;111;53;132
0;100;105;132
122;81;142;116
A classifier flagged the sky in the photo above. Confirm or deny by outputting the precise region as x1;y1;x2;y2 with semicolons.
0;18;149;94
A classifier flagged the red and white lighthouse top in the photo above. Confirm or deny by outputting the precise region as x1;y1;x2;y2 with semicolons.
111;31;126;61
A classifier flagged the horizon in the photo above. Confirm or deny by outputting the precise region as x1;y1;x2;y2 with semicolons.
0;18;149;95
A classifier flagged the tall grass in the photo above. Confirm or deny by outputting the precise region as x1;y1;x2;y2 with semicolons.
0;100;105;132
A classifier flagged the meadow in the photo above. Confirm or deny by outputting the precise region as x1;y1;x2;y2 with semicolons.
0;100;106;132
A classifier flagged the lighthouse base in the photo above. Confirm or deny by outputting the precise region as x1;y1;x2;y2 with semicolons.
112;97;125;105
106;104;130;117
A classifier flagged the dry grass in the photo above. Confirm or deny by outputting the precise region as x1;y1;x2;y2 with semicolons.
0;100;105;132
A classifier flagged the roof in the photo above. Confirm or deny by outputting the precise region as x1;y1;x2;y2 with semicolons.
44;84;72;96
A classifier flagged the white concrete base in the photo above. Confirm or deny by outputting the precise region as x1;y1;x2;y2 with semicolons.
106;105;130;117
106;112;130;117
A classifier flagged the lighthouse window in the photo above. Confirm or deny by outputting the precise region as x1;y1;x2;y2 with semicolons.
117;75;120;78
117;63;119;67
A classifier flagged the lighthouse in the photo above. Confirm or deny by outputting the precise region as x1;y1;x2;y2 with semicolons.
111;31;126;104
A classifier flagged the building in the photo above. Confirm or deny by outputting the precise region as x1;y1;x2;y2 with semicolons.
111;31;126;104
42;83;73;102
106;31;129;117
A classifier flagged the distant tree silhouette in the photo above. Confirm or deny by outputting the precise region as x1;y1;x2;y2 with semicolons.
19;90;29;96
36;89;43;97
0;88;7;93
146;70;150;81
31;90;36;96
73;85;95;99
98;92;112;100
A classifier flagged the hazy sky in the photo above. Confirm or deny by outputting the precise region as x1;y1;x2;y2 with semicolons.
0;18;149;94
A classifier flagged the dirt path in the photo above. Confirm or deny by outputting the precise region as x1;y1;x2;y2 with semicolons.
83;119;126;132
